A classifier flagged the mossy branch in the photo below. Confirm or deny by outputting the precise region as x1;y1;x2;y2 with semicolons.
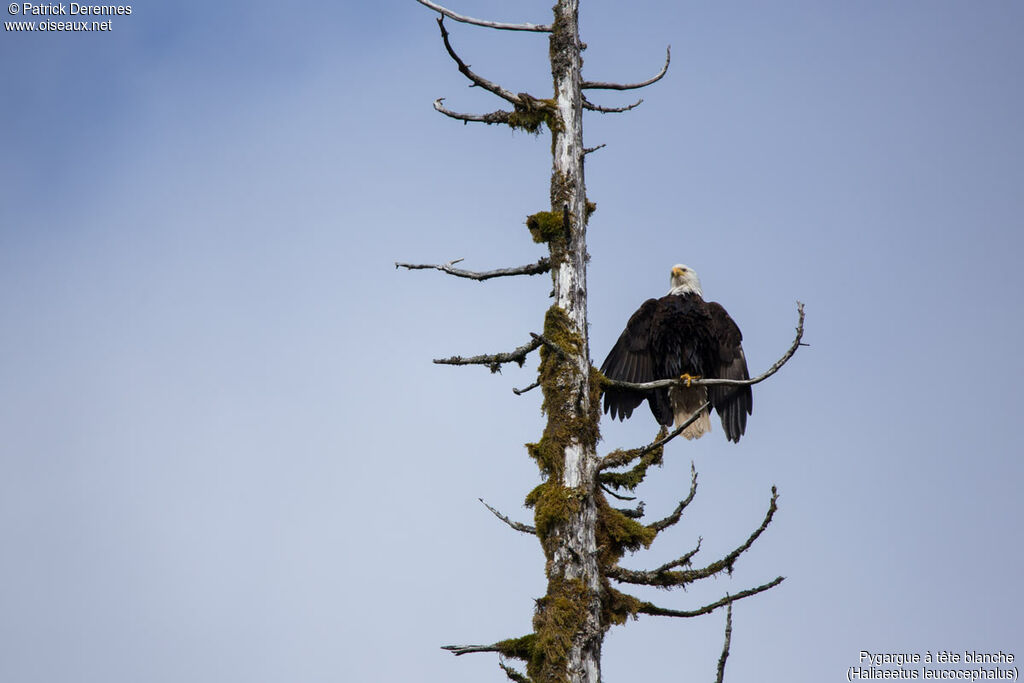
530;332;571;360
415;0;552;32
442;643;505;656
582;47;671;90
396;257;551;281
614;501;645;519
601;302;806;393
636;575;785;618
607;487;778;588
434;337;542;372
500;662;533;683
437;17;528;106
598;442;663;492
480;498;537;535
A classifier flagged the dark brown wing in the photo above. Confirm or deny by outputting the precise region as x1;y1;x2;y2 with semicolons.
706;301;752;443
600;299;671;424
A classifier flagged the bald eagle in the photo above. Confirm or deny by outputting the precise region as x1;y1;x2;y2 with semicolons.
600;264;752;442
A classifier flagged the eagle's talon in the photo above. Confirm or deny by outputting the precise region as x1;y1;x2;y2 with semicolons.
679;373;701;387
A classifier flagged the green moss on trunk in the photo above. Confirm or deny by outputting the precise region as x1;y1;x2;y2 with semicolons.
528;576;590;683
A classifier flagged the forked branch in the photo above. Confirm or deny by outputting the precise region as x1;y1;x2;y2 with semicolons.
582;47;671;90
396;257;551;281
434;337;542;372
602;302;806;393
416;0;552;32
607;487;778;587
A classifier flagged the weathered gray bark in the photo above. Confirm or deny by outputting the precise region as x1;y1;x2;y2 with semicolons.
544;3;602;682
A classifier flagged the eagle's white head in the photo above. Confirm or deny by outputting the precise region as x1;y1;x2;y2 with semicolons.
668;264;703;297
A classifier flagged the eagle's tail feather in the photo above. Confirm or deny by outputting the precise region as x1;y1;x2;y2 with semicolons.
670;386;711;439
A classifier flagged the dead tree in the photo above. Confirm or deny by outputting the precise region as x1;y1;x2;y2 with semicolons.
399;2;805;681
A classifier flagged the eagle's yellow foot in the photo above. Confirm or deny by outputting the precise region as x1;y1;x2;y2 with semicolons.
679;373;702;387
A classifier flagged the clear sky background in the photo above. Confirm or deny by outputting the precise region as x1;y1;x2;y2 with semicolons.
2;1;1022;681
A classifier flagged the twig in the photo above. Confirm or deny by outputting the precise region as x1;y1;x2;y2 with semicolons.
615;501;645;519
530;332;571;359
480;498;536;535
582;47;671;90
601;302;806;393
636;576;784;618
433;98;513;125
442;644;504;656
583;143;607;155
652;538;702;573
599;403;710;472
437;18;524;106
598;485;634;501
512;380;541;396
396;257;551;281
434;337;543;372
582;97;643;113
647;463;698;532
415;0;552;32
715;602;733;683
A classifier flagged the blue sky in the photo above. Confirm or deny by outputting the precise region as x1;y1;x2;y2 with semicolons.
2;1;1022;681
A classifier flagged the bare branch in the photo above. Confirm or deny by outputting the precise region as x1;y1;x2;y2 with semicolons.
582;96;643;113
396;257;551;281
480;498;536;535
600;483;636;501
415;0;552;32
608;487;778;587
512;380;541;396
636;576;785;619
583;143;607;155
601;302;806;393
716;602;733;683
582;47;671;91
434;337;542;372
599;403;710;472
437;18;524;106
647;463;699;532
432;98;514;125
